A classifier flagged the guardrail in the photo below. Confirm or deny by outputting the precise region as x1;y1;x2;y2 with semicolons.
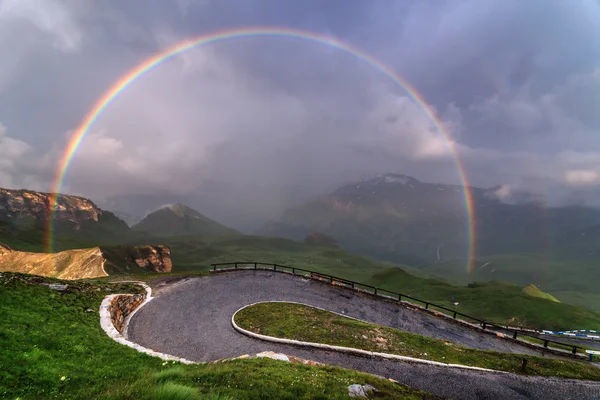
211;262;586;356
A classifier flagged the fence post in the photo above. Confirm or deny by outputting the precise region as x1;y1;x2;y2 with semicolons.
374;287;378;295
235;263;238;269
254;263;257;270
573;347;578;355
543;340;549;348
513;331;518;339
292;268;295;275
274;264;277;271
453;311;457;319
398;294;402;302
352;282;355;289
425;303;429;309
482;322;486;329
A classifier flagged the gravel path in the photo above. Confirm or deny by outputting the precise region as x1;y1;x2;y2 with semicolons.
128;270;600;400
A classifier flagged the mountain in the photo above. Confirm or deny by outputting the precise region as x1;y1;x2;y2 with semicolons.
98;180;327;233
259;174;600;266
111;211;143;227
132;203;240;237
0;187;131;251
0;242;172;279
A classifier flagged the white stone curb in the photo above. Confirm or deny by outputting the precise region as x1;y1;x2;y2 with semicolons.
232;301;508;374
99;281;196;364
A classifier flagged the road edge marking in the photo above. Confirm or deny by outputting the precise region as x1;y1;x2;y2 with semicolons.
232;301;508;374
99;281;197;364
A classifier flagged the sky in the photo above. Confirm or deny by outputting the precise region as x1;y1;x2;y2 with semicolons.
1;0;600;225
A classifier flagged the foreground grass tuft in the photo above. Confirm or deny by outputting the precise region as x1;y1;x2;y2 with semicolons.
152;367;187;382
235;301;600;381
147;383;202;400
0;273;436;399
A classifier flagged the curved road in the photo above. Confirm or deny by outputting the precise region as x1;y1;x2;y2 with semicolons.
128;270;600;400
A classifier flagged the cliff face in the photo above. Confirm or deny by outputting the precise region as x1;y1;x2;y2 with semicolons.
0;243;172;279
0;188;102;229
101;245;172;273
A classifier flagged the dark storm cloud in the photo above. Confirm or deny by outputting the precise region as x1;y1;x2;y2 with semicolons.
1;0;600;216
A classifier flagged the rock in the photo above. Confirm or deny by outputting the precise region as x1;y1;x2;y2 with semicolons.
85;308;94;313
256;351;290;362
42;283;68;291
101;245;172;273
131;245;172;273
348;384;378;398
0;188;104;229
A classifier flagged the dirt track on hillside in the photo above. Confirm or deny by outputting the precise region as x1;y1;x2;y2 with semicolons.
128;270;600;400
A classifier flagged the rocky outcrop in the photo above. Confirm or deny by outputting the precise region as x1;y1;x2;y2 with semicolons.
0;243;173;279
125;245;172;273
101;245;172;274
0;188;102;229
110;293;147;333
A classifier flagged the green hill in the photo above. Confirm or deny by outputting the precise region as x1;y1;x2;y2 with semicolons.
132;204;240;237
420;254;600;311
522;284;560;302
0;273;419;399
156;235;600;330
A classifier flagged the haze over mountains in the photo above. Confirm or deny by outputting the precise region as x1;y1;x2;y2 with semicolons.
2;183;600;324
260;173;600;266
3;175;600;312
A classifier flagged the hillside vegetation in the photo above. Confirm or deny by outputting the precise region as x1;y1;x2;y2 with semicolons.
2;217;599;330
235;302;600;380
522;284;560;303
421;254;600;312
157;235;600;330
0;273;432;400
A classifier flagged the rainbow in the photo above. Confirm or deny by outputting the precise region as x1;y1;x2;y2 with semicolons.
46;26;476;271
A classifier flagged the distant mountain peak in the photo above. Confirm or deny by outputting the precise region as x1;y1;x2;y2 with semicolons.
378;173;420;185
133;203;239;237
163;203;196;218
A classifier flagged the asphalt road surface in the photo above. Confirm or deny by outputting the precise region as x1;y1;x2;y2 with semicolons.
128;270;600;400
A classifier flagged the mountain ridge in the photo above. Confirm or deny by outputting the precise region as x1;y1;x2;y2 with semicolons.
132;203;240;237
259;173;600;265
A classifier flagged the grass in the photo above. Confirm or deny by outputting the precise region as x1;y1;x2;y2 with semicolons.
0;272;435;400
234;302;600;381
421;253;600;312
4;228;600;330
522;284;560;303
367;267;600;331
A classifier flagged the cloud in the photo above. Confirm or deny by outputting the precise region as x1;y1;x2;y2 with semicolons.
488;184;512;201
565;170;599;186
0;0;83;52
0;123;46;190
1;0;600;216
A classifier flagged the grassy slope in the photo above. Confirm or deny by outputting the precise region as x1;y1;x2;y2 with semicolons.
3;227;600;330
420;253;600;312
0;273;433;400
235;302;600;380
158;235;600;330
522;284;560;303
369;268;600;330
132;205;240;237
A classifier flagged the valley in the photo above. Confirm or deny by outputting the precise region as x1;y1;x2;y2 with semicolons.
2;185;600;399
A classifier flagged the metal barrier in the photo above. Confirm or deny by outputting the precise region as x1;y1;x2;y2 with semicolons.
211;262;585;356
